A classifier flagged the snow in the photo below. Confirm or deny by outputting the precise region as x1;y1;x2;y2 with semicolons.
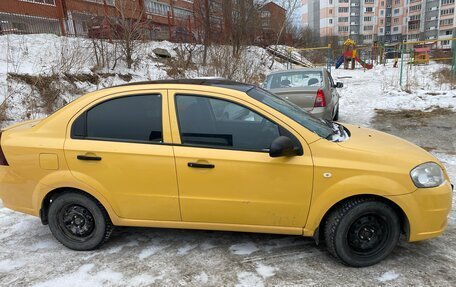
332;62;456;126
0;34;287;127
236;272;265;287
138;244;168;260
255;263;277;278
0;259;25;272
33;264;123;287
377;271;400;282
229;242;260;255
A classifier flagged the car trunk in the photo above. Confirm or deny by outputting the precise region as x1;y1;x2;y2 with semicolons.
269;87;320;111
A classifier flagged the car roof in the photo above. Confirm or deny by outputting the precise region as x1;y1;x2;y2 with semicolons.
113;79;256;92
267;68;326;75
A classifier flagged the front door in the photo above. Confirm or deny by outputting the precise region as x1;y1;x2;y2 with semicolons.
64;91;181;221
169;91;314;228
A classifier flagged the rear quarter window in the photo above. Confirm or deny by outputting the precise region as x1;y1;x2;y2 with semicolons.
71;94;163;143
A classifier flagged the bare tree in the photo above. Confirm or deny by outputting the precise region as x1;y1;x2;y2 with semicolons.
110;0;149;69
193;0;213;65
272;0;302;46
224;0;264;56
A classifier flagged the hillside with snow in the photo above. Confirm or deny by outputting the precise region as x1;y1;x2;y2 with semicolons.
0;34;290;126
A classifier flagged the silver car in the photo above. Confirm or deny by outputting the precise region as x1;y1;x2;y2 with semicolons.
263;68;343;121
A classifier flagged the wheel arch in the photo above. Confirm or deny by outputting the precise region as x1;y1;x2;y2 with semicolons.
39;187;117;226
311;194;410;244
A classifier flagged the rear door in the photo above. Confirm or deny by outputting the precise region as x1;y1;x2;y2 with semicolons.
168;90;314;229
64;90;181;221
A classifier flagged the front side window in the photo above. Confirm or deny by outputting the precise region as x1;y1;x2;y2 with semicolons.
175;95;281;151
72;94;162;143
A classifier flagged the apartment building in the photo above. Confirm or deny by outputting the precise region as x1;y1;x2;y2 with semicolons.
301;0;455;46
0;0;65;35
0;0;217;40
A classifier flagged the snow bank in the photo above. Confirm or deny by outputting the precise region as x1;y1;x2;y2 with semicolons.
0;34;288;127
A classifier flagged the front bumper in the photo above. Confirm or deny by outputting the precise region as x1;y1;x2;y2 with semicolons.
388;181;453;242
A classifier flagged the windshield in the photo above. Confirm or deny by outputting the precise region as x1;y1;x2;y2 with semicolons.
265;71;323;89
247;88;334;139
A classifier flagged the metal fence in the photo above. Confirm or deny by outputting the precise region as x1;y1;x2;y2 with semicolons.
0;1;195;42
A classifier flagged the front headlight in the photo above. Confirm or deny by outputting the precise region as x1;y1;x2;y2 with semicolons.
410;162;445;188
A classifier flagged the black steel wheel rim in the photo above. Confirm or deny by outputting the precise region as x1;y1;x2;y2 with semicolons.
347;213;389;256
58;204;95;241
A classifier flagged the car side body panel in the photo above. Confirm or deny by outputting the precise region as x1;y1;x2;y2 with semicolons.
0;83;452;243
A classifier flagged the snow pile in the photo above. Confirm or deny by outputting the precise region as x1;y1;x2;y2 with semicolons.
0;34;288;127
267;45;314;67
332;61;456;124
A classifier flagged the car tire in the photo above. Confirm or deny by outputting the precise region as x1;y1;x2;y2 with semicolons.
333;105;339;121
48;191;113;251
324;198;401;267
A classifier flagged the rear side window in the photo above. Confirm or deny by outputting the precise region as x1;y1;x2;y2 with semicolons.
71;94;162;143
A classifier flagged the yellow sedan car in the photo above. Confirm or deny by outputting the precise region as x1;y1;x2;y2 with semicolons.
0;79;452;267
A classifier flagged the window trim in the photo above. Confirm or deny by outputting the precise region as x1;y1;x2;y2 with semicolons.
70;94;164;145
173;94;303;155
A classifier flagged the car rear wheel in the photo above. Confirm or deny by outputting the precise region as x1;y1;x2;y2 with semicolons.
324;198;400;267
48;191;113;251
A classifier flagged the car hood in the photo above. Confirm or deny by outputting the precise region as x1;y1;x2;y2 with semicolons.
337;123;439;168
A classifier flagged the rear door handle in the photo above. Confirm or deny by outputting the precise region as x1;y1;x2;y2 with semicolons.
188;162;215;169
77;155;102;161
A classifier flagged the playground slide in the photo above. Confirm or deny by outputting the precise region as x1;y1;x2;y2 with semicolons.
355;57;373;69
335;55;344;69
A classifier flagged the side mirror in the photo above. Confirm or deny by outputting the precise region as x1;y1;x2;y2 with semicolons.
269;136;298;158
335;82;344;88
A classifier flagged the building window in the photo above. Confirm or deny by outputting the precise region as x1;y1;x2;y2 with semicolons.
365;0;374;3
145;0;171;16
441;0;455;5
20;0;56;5
365;7;374;13
441;8;455;15
410;5;421;12
338;26;349;32
261;11;271;18
82;0;115;5
339;17;349;22
338;7;349;13
364;25;373;31
174;8;193;19
440;18;454;26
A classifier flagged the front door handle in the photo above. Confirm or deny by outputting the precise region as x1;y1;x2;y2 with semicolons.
188;162;215;169
77;155;102;161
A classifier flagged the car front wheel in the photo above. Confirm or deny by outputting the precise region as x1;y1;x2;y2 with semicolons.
324;198;401;267
48;191;113;251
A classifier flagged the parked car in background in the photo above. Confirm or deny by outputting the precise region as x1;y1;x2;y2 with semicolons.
0;79;452;267
263;68;343;121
